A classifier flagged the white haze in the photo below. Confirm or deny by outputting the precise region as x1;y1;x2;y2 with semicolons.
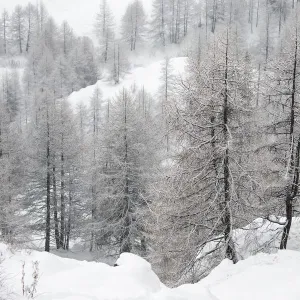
0;0;153;37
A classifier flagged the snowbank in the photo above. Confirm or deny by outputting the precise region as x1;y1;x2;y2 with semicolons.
2;245;161;300
174;250;300;300
1;242;300;300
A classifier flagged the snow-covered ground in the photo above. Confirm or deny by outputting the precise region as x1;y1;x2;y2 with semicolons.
68;57;187;110
2;218;300;300
1;242;300;300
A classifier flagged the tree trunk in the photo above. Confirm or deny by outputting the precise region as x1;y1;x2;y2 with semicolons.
256;0;260;27
256;63;261;107
90;94;98;252
53;165;60;249
65;174;73;251
164;58;170;152
0;125;2;158
45;108;51;252
175;0;181;43
3;12;7;55
205;0;208;39
90;184;96;252
60;149;65;249
104;32;108;63
249;0;254;33
265;10;270;63
280;138;300;250
223;31;238;263
120;90;132;254
280;32;299;249
278;0;283;35
161;0;166;46
280;196;293;249
26;7;31;53
211;0;217;33
18;21;22;54
183;0;188;37
63;23;67;55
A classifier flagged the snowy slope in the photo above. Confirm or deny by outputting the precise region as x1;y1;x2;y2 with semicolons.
1;242;300;300
68;57;187;109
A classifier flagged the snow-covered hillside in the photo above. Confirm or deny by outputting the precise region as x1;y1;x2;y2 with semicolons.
1;242;300;300
68;57;187;109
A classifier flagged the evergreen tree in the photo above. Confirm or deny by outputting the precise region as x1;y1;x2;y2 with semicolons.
264;20;300;249
94;0;115;63
154;30;257;282
89;88;159;255
121;0;146;51
150;0;168;47
0;10;10;55
11;5;25;54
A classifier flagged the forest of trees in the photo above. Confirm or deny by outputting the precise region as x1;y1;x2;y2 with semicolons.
1;0;300;287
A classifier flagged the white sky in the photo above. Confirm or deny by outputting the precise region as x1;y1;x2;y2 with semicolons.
0;0;153;37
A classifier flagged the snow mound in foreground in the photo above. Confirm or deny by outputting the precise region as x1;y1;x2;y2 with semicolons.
1;243;300;300
194;250;300;300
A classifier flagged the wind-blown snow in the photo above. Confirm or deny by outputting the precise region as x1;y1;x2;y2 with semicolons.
1;241;300;300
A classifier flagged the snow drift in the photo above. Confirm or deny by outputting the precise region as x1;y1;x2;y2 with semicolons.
1;242;300;300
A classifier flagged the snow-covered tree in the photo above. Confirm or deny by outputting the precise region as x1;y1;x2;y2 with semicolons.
88;88;160;256
24;3;37;53
263;19;300;249
121;0;146;51
10;5;25;54
150;0;168;47
94;0;115;63
0;10;10;55
154;30;257;282
0;69;24;243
